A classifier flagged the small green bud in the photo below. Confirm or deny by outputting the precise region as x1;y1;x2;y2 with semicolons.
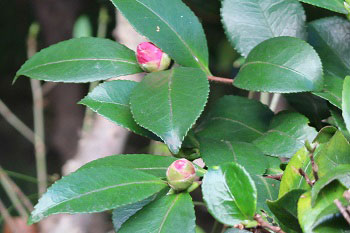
166;159;196;191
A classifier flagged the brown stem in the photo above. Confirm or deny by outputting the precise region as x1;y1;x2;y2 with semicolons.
334;199;350;225
208;76;233;85
309;148;319;182
0;199;21;233
0;166;34;211
254;214;286;233
298;168;313;187
265;174;283;181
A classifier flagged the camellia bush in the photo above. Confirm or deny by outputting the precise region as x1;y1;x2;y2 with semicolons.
14;0;350;232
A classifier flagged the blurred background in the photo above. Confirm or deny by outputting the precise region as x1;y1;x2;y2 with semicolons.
0;0;337;232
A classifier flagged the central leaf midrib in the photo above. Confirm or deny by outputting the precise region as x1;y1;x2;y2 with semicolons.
240;61;312;83
41;180;164;212
157;195;180;233
20;58;137;74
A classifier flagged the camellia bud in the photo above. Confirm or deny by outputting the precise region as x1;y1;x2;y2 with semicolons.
166;159;196;191
136;42;171;72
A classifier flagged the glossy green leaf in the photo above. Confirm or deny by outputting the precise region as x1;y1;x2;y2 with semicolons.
313;126;337;144
267;189;305;231
202;163;257;226
343;76;350;134
311;165;350;206
29;167;167;224
196;95;273;142
313;75;343;109
280;131;350;198
312;197;350;232
298;181;348;233
234;37;323;93
253;111;317;158
79;154;176;178
221;0;306;57
112;195;156;232
119;193;196;233
308;17;350;78
110;0;209;73
330;109;350;141
315;131;350;178
15;37;142;83
80;80;157;139
130;67;209;154
199;138;268;175
252;175;280;217
299;0;348;14
279;147;311;198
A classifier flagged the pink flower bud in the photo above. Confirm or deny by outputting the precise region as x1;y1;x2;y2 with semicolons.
166;159;196;191
136;42;171;72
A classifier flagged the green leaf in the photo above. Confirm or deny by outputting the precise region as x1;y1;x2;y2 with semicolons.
308;17;350;78
267;189;305;232
313;126;337;144
313;75;343;109
330;109;350;141
196;95;273;142
279;147;311;198
29;167;167;224
253;111;317;158
15;37;142;83
252;175;280;217
80;80;157;139
221;0;306;57
234;37;324;93
79;154;176;178
280;131;350;198
315;131;350;178
199;138;268;175
202;163;257;226
298;0;348;14
298;181;348;233
112;195;156;232
119;193;196;233
110;0;209;73
343;76;350;134
130;67;209;154
311;165;350;206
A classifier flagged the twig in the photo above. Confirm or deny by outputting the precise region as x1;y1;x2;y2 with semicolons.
309;148;319;182
0;169;28;220
27;22;47;195
0;198;21;233
0;99;35;143
208;76;233;85
211;220;220;233
42;82;58;96
260;93;270;106
298;168;313;187
270;94;281;112
334;199;350;225
254;214;286;233
193;201;206;208
265;174;283;181
248;91;255;99
0;166;34;211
